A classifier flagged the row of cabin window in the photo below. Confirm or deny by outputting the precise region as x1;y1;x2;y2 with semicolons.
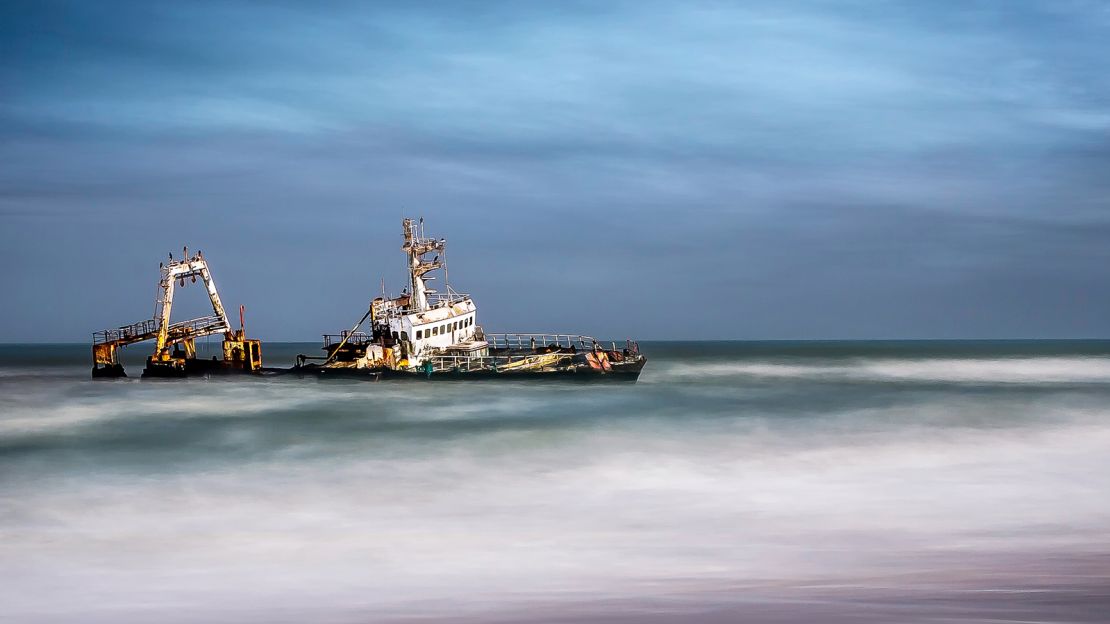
414;316;473;340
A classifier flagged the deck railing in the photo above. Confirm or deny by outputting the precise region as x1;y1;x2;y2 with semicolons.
322;331;372;348
166;315;230;339
93;319;159;345
428;352;576;373
426;292;471;307
483;333;600;351
93;315;229;346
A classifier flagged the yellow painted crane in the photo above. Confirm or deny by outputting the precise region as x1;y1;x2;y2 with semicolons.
91;248;262;378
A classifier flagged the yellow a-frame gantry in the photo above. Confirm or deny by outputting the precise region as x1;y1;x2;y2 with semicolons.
91;248;262;378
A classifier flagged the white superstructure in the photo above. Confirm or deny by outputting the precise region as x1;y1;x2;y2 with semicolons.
369;218;485;369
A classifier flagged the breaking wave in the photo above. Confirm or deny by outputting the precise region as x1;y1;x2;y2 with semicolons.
2;341;1110;622
658;356;1110;384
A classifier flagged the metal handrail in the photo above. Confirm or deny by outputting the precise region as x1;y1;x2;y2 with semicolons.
483;333;599;350
93;318;159;344
426;292;471;306
167;315;228;335
322;331;372;347
428;352;576;372
93;316;229;347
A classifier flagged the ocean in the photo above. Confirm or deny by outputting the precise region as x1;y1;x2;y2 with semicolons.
2;341;1109;623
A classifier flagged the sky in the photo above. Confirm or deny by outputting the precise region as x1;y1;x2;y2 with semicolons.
2;0;1109;341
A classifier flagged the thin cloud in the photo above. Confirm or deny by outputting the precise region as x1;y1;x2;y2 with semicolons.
1;1;1108;340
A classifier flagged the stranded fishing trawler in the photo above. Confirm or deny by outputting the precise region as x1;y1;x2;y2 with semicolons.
294;218;646;380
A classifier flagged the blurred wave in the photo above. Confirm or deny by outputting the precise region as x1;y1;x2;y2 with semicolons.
661;356;1110;383
1;342;1109;622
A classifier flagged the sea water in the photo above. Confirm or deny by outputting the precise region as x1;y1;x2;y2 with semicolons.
2;341;1109;623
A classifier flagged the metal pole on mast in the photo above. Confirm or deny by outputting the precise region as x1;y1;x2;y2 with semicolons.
443;242;449;299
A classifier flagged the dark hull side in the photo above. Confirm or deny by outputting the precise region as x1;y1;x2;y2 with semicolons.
285;358;646;382
140;358;262;379
92;364;128;378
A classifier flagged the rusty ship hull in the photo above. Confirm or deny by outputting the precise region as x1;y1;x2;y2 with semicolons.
291;352;646;381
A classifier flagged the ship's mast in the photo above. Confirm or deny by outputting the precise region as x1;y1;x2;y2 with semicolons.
402;217;445;312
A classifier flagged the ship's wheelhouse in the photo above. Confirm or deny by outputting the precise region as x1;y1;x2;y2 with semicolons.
382;295;480;367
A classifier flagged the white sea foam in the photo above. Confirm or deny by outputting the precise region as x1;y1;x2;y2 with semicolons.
2;396;1109;622
0;381;329;436
3;350;1110;622
660;356;1110;384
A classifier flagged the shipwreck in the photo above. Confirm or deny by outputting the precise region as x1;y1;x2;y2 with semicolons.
294;218;646;380
91;249;262;378
91;220;645;381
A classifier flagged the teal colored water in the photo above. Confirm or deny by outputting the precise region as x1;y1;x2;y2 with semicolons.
2;341;1109;622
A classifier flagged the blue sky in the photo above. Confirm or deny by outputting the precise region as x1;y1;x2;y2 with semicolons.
2;0;1109;340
